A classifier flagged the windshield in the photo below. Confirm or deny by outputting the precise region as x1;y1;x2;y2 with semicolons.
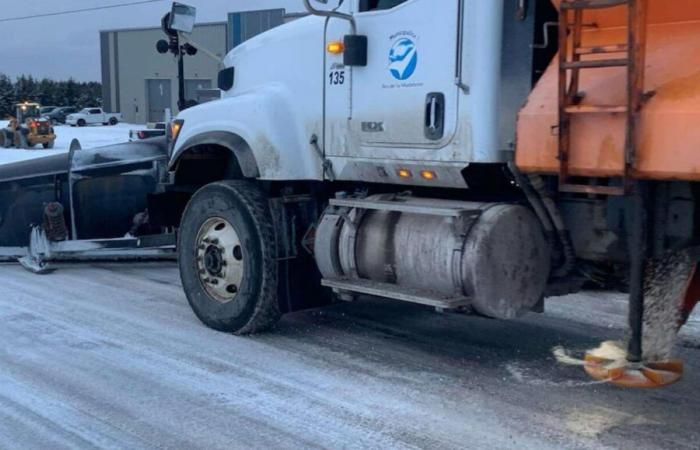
17;104;41;120
79;109;91;114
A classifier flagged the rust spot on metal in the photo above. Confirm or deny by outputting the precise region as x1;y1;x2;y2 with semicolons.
654;71;700;101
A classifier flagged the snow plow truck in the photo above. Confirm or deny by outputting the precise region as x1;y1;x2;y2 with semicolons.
1;0;699;388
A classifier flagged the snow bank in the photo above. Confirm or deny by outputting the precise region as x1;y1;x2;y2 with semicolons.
0;121;137;165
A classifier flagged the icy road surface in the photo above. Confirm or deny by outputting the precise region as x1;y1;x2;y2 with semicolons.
0;262;698;449
0;121;136;165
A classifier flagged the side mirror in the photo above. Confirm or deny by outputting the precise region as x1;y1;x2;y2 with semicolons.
218;67;235;91
168;2;197;34
344;35;368;67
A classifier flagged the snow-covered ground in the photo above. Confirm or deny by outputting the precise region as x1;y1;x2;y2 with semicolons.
0;120;137;165
0;262;697;449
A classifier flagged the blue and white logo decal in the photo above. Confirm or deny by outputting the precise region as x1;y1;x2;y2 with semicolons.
389;38;418;81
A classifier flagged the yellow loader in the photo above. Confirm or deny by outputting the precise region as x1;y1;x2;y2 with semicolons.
1;102;57;149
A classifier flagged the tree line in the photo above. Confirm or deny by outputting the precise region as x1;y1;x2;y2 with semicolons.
0;74;102;118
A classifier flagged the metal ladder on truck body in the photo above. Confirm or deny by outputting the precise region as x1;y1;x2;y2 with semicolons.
557;0;649;196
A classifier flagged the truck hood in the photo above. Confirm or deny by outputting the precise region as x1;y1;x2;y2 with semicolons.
222;15;324;97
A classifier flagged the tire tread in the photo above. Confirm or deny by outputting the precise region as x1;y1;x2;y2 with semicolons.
221;180;280;334
180;180;281;335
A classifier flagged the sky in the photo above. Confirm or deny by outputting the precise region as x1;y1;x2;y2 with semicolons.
0;0;305;82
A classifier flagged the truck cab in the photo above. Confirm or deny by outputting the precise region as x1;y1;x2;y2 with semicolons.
170;0;554;188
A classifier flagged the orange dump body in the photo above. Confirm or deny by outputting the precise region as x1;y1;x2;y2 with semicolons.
516;0;700;181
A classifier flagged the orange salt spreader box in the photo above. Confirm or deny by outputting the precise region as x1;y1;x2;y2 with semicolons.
516;0;700;181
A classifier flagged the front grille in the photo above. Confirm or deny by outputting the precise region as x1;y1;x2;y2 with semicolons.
37;126;50;135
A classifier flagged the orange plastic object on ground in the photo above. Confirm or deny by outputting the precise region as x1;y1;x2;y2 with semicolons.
584;353;683;388
516;0;700;181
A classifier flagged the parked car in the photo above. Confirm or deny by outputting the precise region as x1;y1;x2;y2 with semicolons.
39;106;58;116
129;122;166;141
44;106;78;124
66;108;122;127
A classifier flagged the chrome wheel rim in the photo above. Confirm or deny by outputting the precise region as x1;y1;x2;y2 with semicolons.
195;217;245;303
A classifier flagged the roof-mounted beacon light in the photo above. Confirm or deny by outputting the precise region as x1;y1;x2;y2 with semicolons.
168;2;197;34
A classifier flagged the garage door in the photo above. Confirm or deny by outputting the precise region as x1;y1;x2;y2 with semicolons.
147;79;172;122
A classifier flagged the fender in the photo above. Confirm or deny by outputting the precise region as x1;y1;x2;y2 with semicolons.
174;131;261;179
170;85;323;181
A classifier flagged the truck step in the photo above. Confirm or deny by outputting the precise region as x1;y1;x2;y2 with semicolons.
328;198;483;218
321;278;470;310
561;58;630;69
565;105;628;114
560;0;629;10
574;44;628;55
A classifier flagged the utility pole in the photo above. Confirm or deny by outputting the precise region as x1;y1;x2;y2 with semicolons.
157;12;198;113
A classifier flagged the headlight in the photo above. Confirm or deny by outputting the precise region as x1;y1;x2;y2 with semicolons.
168;119;184;148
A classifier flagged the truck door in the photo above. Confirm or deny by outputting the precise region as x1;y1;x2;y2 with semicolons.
89;108;104;124
325;0;461;158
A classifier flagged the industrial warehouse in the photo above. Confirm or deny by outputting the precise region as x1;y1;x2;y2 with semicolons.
100;8;296;123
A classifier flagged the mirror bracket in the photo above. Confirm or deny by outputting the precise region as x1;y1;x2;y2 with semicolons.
303;0;356;33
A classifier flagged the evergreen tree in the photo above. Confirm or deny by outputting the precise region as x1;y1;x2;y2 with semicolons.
0;74;15;118
15;75;39;102
0;73;103;115
63;78;80;107
37;78;57;106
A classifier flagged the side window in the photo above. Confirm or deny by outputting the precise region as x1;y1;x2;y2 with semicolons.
90;109;102;114
359;0;409;13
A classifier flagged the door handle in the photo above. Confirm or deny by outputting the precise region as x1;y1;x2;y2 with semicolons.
516;0;527;20
425;93;445;141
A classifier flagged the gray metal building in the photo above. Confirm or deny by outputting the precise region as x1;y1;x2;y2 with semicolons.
101;22;226;124
101;8;294;124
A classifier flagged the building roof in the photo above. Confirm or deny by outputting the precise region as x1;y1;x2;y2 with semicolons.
100;21;226;34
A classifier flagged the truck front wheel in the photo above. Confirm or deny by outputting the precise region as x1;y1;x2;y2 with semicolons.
178;181;281;334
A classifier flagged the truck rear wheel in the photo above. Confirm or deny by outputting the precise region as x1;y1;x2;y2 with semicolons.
178;180;280;334
109;117;119;125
